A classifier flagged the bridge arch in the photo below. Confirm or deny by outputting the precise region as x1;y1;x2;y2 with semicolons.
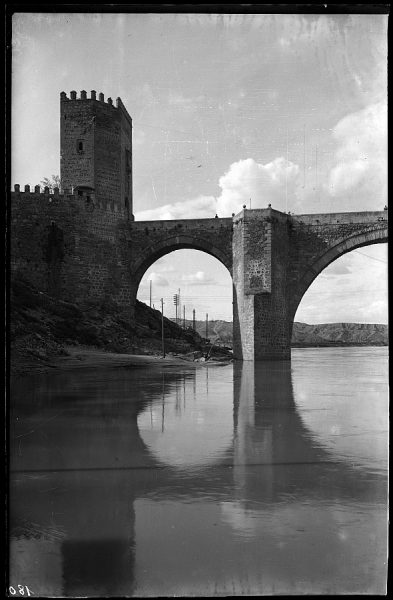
289;226;388;322
132;233;233;290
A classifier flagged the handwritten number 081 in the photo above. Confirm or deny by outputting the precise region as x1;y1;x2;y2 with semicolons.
9;585;32;596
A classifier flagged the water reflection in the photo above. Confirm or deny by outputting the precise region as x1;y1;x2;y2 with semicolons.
9;349;388;596
137;369;234;470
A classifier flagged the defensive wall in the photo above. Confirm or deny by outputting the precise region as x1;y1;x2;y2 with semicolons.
10;185;132;309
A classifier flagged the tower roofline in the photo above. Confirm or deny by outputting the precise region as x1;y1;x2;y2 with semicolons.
60;90;132;125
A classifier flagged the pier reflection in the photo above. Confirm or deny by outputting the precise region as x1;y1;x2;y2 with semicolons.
230;361;385;504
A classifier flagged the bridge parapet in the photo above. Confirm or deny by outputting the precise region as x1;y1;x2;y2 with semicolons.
294;210;388;225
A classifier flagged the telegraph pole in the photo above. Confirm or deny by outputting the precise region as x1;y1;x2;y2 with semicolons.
161;298;165;358
173;292;179;325
193;309;196;331
183;305;185;329
149;280;152;308
205;313;208;340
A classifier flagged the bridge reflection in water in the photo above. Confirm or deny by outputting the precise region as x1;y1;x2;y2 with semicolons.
9;350;388;596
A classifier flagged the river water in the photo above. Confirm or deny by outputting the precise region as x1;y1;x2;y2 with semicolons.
9;347;388;596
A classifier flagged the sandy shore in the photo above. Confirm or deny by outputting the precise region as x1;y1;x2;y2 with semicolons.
52;347;200;371
9;346;207;379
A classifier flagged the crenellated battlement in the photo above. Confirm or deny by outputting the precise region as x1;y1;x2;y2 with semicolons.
60;90;132;122
61;89;116;105
11;185;126;215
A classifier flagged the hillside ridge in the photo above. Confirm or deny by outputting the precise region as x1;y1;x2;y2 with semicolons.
187;319;388;347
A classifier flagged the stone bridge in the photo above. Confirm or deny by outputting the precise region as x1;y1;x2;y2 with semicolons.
129;208;388;360
10;183;388;361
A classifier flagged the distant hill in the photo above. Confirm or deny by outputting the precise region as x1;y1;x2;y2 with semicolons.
182;319;388;347
291;322;388;347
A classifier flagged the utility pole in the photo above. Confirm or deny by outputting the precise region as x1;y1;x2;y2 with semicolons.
173;292;179;324
285;126;289;213
161;298;165;358
193;309;196;331
183;305;186;329
149;280;152;308
205;313;208;340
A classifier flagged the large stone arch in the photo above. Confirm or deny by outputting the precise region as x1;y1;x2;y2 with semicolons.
131;233;233;291
125;210;387;360
288;226;388;323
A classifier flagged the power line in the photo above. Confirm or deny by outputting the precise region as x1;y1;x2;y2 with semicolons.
302;288;387;298
353;249;387;264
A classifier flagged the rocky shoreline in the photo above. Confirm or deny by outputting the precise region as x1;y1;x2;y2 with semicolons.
9;345;233;380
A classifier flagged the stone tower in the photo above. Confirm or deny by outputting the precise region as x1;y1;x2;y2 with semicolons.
60;90;133;218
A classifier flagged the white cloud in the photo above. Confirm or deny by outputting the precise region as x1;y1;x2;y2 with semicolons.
182;271;216;286
135;157;301;220
327;100;387;207
167;91;203;109
135;195;217;221
216;157;300;216
148;272;169;287
157;264;176;274
320;258;352;276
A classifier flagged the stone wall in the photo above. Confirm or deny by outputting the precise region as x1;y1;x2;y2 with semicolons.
253;210;292;359
232;210;253;359
10;187;132;311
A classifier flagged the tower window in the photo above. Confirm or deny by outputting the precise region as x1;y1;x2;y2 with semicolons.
77;141;84;153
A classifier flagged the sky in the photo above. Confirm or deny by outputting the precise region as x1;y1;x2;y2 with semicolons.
11;12;388;323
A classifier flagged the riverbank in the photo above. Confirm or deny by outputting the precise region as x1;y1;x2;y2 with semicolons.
53;347;205;371
10;345;212;379
9;278;214;379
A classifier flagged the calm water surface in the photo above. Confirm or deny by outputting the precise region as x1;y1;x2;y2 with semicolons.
9;347;388;596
